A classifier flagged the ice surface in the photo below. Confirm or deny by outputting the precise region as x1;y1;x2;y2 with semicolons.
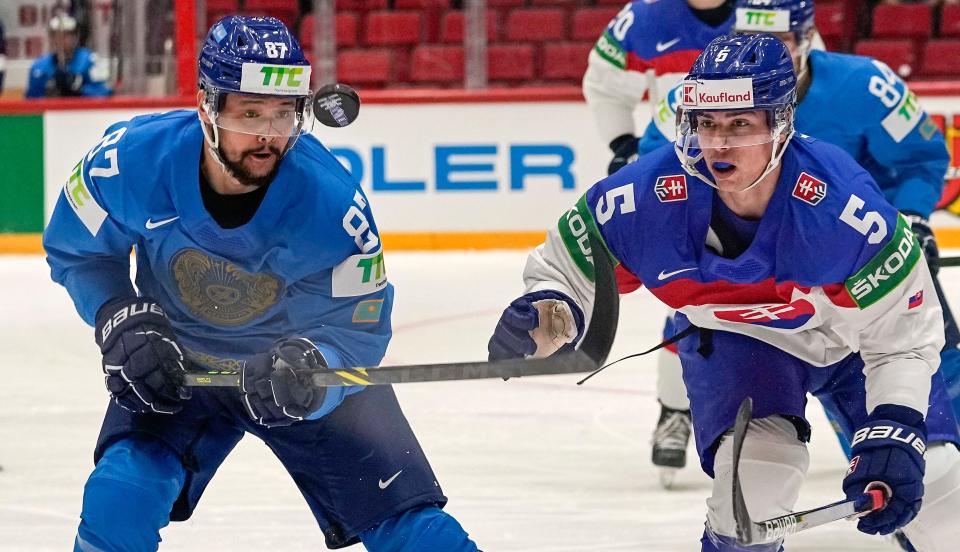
3;251;944;551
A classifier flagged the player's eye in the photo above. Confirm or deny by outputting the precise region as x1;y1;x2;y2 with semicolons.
733;119;751;128
699;119;715;129
243;110;260;119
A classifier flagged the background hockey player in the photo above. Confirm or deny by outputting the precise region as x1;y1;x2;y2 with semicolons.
25;12;111;99
583;0;736;484
490;34;960;551
640;0;958;488
583;0;735;177
43;15;478;552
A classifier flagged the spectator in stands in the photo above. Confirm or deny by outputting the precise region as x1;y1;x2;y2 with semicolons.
25;12;111;99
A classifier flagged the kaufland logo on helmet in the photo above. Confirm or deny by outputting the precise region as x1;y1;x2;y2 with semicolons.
681;79;755;109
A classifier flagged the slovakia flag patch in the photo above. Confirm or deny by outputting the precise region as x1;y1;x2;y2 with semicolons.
908;290;924;309
713;299;816;329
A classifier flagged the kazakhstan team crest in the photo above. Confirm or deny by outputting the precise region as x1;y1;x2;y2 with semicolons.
171;248;281;326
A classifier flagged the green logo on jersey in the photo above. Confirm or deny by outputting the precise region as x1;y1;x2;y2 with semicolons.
357;251;385;284
558;194;609;282
260;66;304;87
594;32;627;70
844;216;921;309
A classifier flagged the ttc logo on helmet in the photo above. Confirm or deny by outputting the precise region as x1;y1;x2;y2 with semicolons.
260;66;304;87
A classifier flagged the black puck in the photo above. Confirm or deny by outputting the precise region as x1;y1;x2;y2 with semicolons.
313;83;360;128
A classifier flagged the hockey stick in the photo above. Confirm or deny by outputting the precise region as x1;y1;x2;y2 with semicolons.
936;256;960;267
183;234;619;388
731;397;888;546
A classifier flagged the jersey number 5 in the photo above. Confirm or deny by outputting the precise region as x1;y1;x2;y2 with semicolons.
840;194;887;245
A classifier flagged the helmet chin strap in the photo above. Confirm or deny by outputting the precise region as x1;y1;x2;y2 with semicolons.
198;102;233;179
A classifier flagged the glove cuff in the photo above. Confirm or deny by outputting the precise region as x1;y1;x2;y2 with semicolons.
95;296;170;351
852;407;927;461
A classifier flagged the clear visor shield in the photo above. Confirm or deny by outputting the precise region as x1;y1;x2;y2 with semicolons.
675;110;778;151
205;92;312;139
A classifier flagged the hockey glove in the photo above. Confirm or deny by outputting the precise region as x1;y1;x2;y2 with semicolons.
903;212;939;277
488;290;583;361
843;404;927;535
95;297;191;415
607;134;640;175
241;337;346;428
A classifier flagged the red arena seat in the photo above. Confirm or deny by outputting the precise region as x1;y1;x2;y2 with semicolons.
542;42;592;80
363;11;422;46
919;40;960;77
941;4;960;38
488;44;535;80
871;4;931;40
571;8;619;42
505;8;566;42
854;39;916;79
439;11;499;43
410;45;465;83
337;49;393;85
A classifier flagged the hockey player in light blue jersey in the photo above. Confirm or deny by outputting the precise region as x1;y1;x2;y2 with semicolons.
639;0;958;487
44;16;478;552
491;34;960;550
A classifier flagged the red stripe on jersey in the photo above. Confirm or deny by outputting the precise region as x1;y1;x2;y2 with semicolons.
616;264;643;294
649;277;843;311
823;283;857;308
625;50;701;75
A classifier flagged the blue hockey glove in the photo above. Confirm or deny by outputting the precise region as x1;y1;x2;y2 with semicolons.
95;297;191;415
903;212;939;277
607;134;640;175
488;290;583;361
241;337;344;428
843;404;927;535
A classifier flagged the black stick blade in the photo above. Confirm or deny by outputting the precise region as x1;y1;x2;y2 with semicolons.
732;397;755;545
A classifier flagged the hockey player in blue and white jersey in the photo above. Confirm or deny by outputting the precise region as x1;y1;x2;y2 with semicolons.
583;0;735;176
640;0;958;486
43;16;479;552
491;34;960;550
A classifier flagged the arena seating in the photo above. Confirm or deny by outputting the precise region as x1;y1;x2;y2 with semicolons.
209;0;960;88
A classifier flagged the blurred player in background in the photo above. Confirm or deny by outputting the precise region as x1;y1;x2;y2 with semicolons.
583;0;735;177
0;17;6;95
44;15;478;552
641;0;957;500
25;12;110;99
582;0;736;485
491;33;960;551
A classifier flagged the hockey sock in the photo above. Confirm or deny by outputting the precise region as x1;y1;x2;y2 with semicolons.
75;437;185;552
360;505;479;552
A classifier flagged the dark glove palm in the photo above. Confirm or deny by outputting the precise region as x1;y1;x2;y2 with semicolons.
488;290;581;361
607;134;640;175
904;212;939;277
95;298;190;414
241;337;329;427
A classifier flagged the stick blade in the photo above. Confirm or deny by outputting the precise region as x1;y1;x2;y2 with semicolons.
732;397;755;545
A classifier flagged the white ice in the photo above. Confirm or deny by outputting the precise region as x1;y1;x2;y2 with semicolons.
3;251;953;551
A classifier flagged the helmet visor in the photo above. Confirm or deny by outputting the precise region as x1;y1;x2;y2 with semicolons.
676;109;776;150
214;109;305;137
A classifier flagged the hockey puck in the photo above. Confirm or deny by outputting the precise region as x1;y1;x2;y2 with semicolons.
313;83;360;128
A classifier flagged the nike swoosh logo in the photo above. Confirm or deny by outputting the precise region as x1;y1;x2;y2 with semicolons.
378;470;403;490
657;267;697;281
656;38;681;53
145;216;179;230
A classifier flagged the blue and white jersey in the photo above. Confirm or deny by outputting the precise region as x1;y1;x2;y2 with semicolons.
525;137;942;415
583;0;734;145
25;46;112;98
640;50;950;217
44;110;391;373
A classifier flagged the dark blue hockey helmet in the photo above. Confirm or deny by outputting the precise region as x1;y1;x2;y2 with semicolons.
675;34;797;190
198;16;312;140
734;0;815;36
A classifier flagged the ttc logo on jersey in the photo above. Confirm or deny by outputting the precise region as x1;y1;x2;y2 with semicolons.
655;175;688;202
713;298;816;329
792;172;827;206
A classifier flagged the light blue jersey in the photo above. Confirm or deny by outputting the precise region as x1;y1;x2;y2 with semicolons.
25;46;112;98
44;110;391;373
640;50;950;218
